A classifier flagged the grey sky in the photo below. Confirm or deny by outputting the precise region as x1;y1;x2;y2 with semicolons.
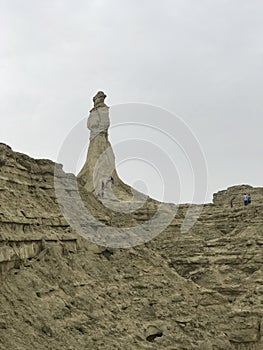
0;0;262;203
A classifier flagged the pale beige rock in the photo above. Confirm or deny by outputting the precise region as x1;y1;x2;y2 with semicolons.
0;92;262;350
78;91;146;202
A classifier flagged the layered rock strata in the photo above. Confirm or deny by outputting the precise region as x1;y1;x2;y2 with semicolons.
0;92;262;350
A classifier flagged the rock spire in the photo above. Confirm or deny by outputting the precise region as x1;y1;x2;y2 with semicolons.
78;91;133;200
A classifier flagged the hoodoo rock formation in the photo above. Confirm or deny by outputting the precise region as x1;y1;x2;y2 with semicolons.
78;91;137;201
78;91;113;193
0;92;262;350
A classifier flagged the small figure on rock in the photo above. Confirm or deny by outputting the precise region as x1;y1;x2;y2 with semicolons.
247;194;251;205
243;193;248;206
106;176;114;187
100;181;105;198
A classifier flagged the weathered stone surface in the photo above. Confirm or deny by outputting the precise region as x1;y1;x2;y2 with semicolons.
213;184;263;207
0;92;262;349
78;91;145;200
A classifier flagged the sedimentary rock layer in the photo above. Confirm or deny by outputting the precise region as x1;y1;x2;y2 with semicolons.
0;93;262;349
0;141;262;350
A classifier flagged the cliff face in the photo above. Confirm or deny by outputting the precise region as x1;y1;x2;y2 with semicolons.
0;94;262;350
0;143;78;274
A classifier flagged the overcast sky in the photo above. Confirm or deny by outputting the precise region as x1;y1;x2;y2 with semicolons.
0;0;262;203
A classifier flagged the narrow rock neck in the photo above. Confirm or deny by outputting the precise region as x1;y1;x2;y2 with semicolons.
87;106;110;141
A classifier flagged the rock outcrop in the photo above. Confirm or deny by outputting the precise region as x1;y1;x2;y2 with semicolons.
0;92;262;350
78;91;136;201
213;184;263;207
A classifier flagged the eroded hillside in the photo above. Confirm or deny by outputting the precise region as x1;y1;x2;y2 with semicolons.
0;142;262;350
0;92;262;350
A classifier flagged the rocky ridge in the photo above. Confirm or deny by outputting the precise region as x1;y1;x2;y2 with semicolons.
0;92;262;350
